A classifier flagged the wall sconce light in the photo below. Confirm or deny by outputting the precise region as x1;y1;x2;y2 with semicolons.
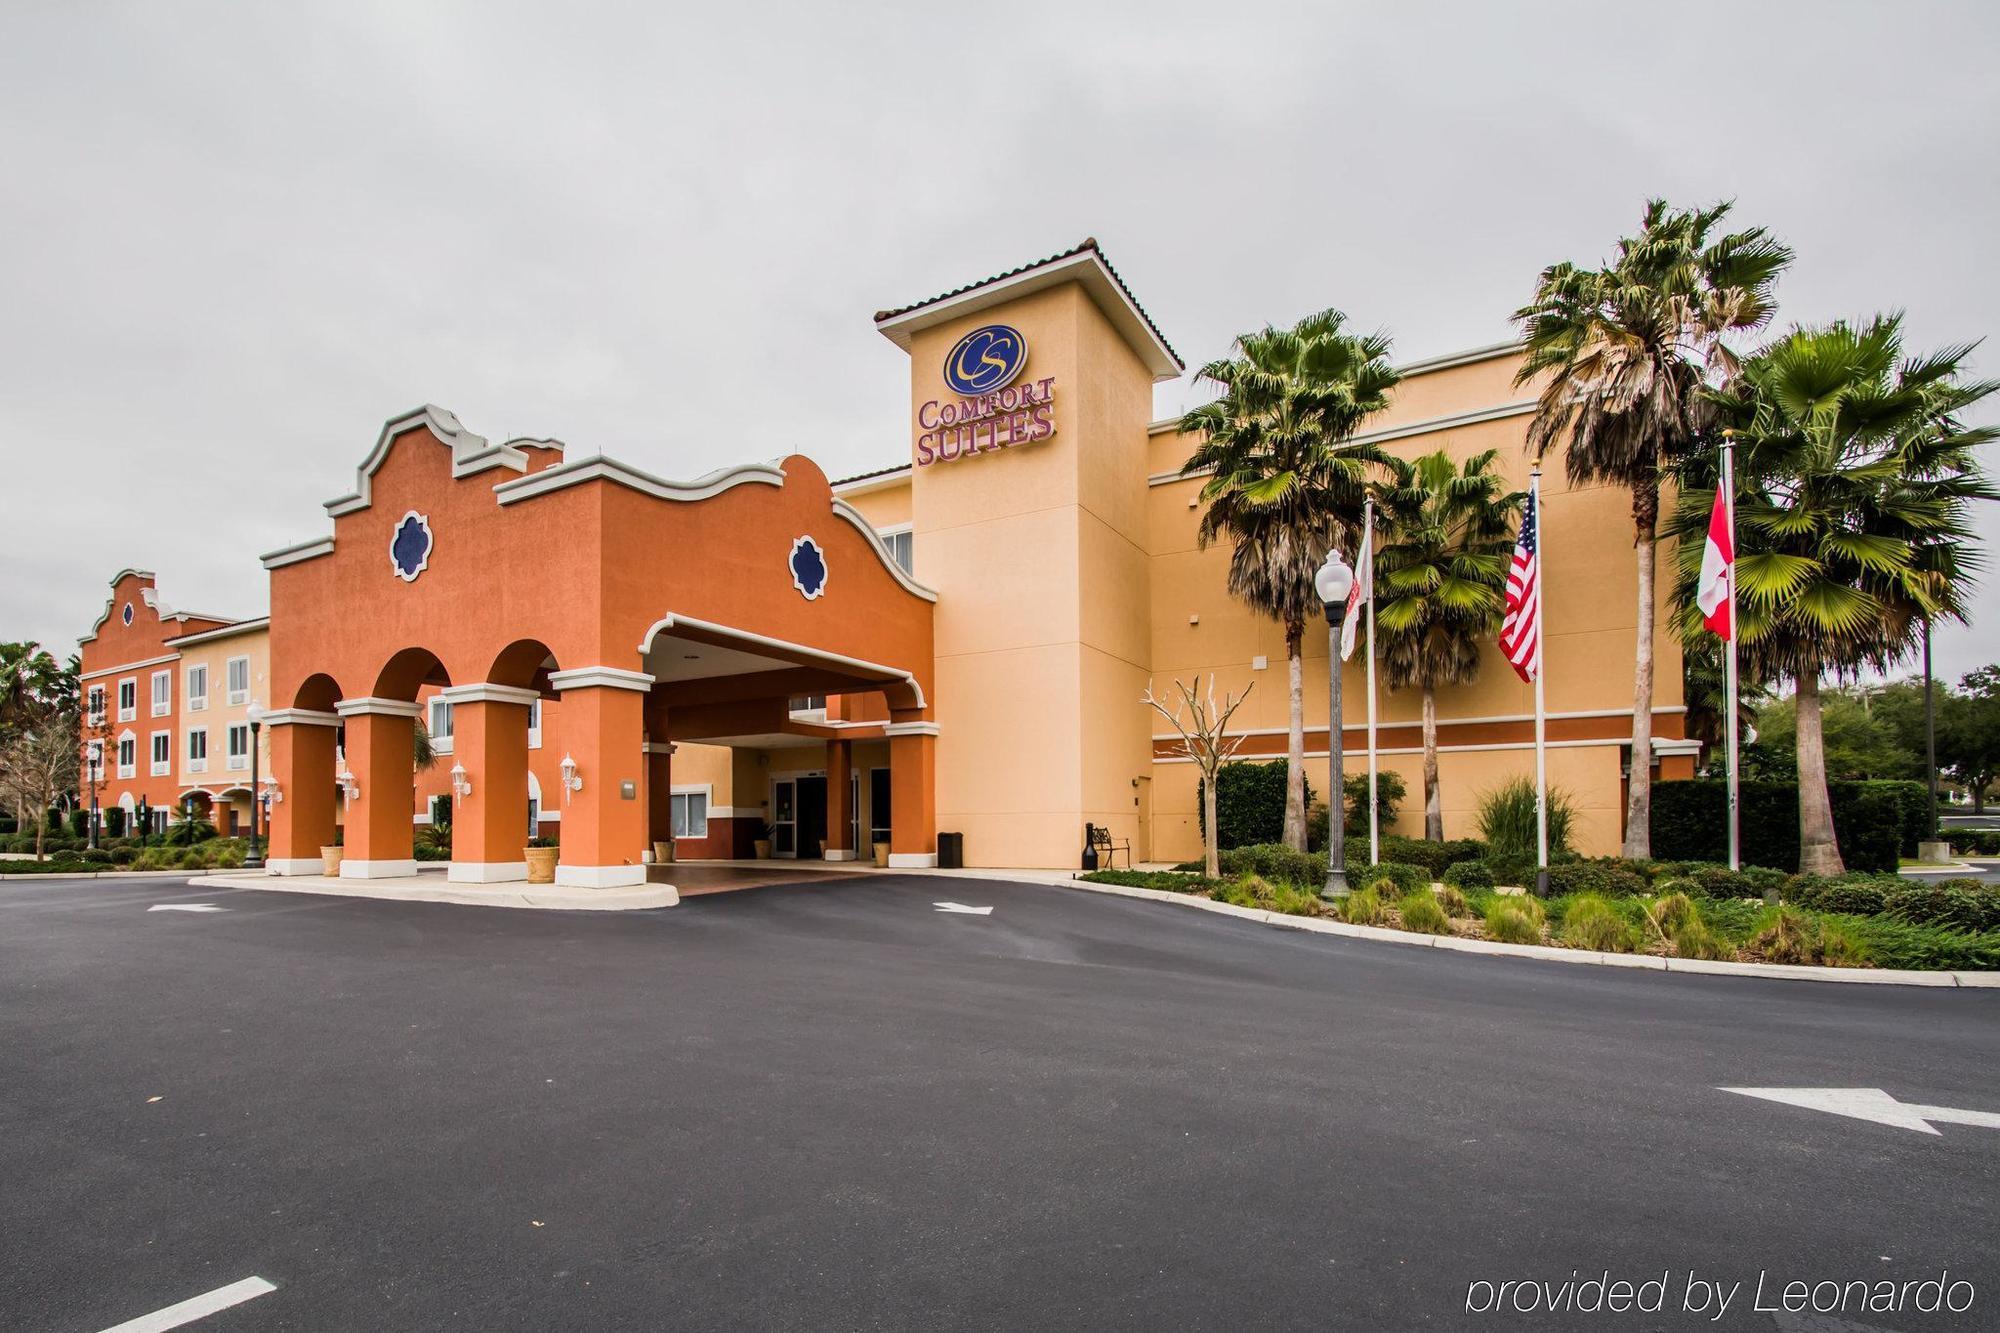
560;753;582;803
450;762;472;799
261;778;283;806
336;763;360;802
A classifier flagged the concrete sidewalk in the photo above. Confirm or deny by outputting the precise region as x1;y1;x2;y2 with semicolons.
186;867;678;910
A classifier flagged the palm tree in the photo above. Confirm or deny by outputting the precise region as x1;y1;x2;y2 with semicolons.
1373;449;1523;839
1180;309;1401;849
1667;315;1997;873
1516;200;1791;858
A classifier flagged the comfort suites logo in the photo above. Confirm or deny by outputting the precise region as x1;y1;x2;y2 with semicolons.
917;323;1055;467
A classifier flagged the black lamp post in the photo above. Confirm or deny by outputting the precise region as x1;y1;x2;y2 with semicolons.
246;702;265;869
87;748;102;850
1315;547;1356;901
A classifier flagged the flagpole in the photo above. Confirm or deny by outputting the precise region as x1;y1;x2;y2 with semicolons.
1364;498;1379;866
1531;466;1549;897
1722;431;1740;872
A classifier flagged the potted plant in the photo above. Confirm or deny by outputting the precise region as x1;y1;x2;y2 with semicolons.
873;838;891;868
321;827;344;877
752;820;773;860
653;838;675;865
525;835;559;884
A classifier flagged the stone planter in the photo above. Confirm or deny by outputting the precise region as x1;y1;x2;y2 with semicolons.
653;840;675;864
873;841;890;868
524;847;558;884
321;846;343;876
753;839;772;860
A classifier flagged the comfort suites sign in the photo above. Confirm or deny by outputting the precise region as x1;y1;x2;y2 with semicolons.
915;323;1056;467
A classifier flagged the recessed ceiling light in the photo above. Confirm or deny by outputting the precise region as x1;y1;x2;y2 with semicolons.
683;654;699;660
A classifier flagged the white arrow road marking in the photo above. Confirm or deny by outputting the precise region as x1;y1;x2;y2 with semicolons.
147;903;225;913
932;902;993;915
1722;1087;2000;1135
97;1276;276;1332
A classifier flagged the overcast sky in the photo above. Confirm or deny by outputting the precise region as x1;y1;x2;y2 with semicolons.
5;2;1997;681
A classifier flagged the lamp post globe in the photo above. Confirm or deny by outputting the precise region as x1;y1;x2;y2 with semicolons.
1315;548;1355;901
245;702;265;870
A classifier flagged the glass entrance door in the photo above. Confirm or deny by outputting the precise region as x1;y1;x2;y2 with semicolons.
771;779;797;857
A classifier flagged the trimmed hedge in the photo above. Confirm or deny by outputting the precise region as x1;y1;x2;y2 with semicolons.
1442;861;1495;892
1649;779;1908;873
1198;762;1314;851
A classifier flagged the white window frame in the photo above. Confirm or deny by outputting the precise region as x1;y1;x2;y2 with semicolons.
427;696;454;754
150;730;171;777
226;655;250;706
226;722;251;771
150;669;171;717
116;731;136;780
117;677;137;723
670;784;711;839
187;726;209;774
186;663;208;712
87;685;106;725
879;523;914;575
527;696;542;750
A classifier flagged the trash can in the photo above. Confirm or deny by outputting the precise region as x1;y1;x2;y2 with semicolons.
936;832;964;870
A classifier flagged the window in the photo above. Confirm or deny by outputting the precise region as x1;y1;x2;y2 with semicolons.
883;527;914;574
150;731;171;776
87;685;105;725
186;663;208;711
226;656;250;706
429;794;452;826
226;723;250;771
670;789;708;839
187;727;208;774
788;694;827;718
151;670;172;717
526;797;540;838
117;734;136;779
117;678;137;722
427;697;454;753
527;696;542;750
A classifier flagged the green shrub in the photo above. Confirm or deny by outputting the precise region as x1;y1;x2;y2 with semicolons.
1819;921;1869;968
1690;865;1752;898
1476;777;1575;861
1746;905;1844;965
1363;861;1431;898
1442;861;1494;892
1648;891;1701;938
104;806;126;838
1649;779;1910;873
1398;888;1451;935
1340;887;1388;926
215;845;246;869
1217;843;1322;888
67;809;89;838
1199;762;1311;850
1483;895;1546;944
1885;882;2000;933
1081;869;1215;893
1482;857;1536;889
1557;894;1635;952
1342;770;1406;837
1671;921;1735;961
79;848;114;865
1436;884;1472;918
1544;861;1646;899
414;822;453;856
108;845;136;865
1807;879;1890;916
178;847;208;871
1829;915;2000;971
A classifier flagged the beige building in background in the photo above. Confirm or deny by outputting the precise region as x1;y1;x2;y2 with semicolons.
165;616;272;835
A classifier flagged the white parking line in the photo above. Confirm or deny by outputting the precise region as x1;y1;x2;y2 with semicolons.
97;1276;276;1332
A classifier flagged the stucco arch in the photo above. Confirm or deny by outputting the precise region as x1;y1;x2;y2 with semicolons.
373;648;453;701
488;639;560;692
293;673;344;713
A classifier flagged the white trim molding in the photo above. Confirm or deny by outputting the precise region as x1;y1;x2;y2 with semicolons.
165;616;270;648
339;858;420;879
325;405;563;516
447;861;530;884
637;613;927;710
823;849;858;862
262;537;336;570
829;499;939;602
547;666;656;693
888;852;938;869
438;682;544;707
262;708;342;728
495;456;783;507
81;653;179;683
882;721;940;738
334;697;425;719
554;863;648;888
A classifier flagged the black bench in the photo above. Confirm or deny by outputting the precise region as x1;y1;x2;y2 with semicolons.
1086;823;1131;870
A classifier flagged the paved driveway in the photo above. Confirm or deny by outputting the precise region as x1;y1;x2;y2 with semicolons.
3;873;1996;1330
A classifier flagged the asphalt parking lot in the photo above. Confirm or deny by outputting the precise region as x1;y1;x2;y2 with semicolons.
3;872;1997;1331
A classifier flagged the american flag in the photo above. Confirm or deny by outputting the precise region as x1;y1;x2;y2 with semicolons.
1498;483;1540;682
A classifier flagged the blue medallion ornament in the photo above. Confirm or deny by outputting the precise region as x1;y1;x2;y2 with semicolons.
943;323;1027;395
789;535;828;601
390;511;434;582
121;602;134;626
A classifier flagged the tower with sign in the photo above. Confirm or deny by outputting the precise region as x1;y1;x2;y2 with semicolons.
874;240;1183;868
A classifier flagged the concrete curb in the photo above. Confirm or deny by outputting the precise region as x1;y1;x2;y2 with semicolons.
0;869;221;882
186;871;679;911
1057;877;2000;989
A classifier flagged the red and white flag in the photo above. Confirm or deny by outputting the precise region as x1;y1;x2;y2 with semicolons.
1498;485;1540;682
1339;516;1373;661
1696;484;1734;640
